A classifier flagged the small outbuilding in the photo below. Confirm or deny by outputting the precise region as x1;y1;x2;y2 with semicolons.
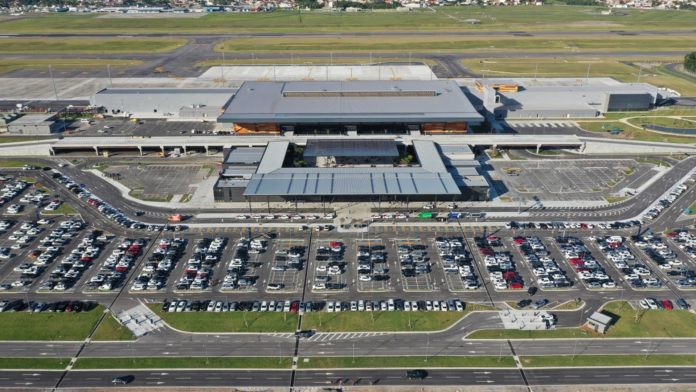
586;311;613;334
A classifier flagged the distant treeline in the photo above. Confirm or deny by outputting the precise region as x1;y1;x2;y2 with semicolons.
685;52;696;73
559;0;599;5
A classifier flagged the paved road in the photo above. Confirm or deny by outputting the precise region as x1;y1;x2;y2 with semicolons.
36;155;696;229
2;367;696;389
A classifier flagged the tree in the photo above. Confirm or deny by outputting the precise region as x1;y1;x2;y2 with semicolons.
685;52;696;74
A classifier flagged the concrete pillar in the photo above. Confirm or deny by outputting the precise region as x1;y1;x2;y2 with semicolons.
93;146;99;156
138;146;143;156
536;144;541;154
182;145;187;154
49;147;55;156
205;145;209;156
160;146;165;154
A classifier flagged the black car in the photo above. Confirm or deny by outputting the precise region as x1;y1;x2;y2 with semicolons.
111;375;133;385
295;329;316;338
406;369;428;380
516;299;532;308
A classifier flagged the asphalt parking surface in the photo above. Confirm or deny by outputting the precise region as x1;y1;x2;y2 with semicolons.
491;159;655;201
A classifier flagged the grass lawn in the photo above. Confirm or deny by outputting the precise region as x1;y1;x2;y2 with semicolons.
215;35;696;54
468;301;696;339
91;313;134;341
626;116;696;129
0;59;142;76
0;38;187;54
577;120;696;144
1;8;695;34
521;355;696;367
0;358;70;369
604;196;628;203
148;304;298;333
553;299;585;310
128;190;173;203
301;311;469;332
42;203;78;216
196;57;437;68
0;305;104;341
688;201;696;214
0;136;55;144
74;357;291;369
0;159;44;168
299;356;516;369
461;57;696;96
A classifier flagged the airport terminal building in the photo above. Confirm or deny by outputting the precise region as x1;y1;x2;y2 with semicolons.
214;139;489;203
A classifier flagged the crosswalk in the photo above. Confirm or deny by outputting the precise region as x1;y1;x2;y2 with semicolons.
188;225;506;235
269;332;388;341
508;121;578;129
190;226;305;234
370;225;504;233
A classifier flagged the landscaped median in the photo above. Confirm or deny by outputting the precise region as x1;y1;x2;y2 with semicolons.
0;305;104;341
150;303;493;333
148;304;298;333
73;357;292;369
0;358;70;369
468;301;696;339
298;356;515;369
302;310;469;332
521;355;696;367
0;305;134;341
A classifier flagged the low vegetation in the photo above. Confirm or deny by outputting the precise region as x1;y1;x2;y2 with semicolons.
91;313;135;341
0;159;43;168
301;310;468;332
467;301;696;339
0;38;187;54
0;305;104;341
0;59;142;76
149;304;298;333
578;121;696;144
216;35;696;54
2;8;696;34
0;358;70;369
461;57;696;96
521;354;696;367
299;356;516;369
42;203;78;216
74;357;292;369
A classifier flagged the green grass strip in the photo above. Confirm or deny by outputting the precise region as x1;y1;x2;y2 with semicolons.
298;356;516;369
521;354;696;367
74;357;292;369
0;358;70;369
148;304;298;333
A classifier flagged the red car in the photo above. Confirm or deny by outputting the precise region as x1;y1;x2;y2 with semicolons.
662;300;673;310
290;301;300;313
508;281;524;290
513;237;526;245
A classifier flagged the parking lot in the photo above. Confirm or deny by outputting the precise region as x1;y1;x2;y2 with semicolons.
491;160;655;201
73;118;216;138
103;164;212;201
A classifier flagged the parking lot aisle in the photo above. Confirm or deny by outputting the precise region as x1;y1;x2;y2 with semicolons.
392;238;435;292
354;237;391;292
500;237;537;292
626;239;681;294
309;235;349;294
0;220;56;291
267;238;306;293
666;236;696;271
574;236;624;290
71;234;123;294
430;233;467;292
